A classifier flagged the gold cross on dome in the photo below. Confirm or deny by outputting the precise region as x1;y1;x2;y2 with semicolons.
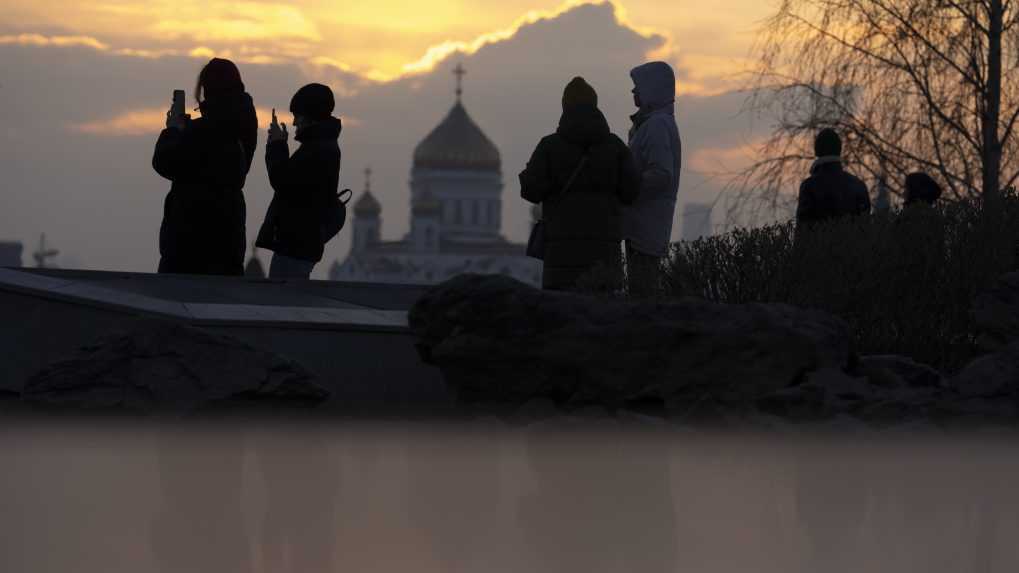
364;166;372;192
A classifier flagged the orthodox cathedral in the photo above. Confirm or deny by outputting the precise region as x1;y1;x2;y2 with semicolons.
329;65;541;286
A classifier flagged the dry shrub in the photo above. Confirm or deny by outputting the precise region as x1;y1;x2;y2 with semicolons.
664;189;1019;372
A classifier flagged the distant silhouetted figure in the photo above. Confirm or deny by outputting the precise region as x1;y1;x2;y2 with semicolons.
795;129;871;227
520;77;639;291
153;58;257;276
256;84;343;280
903;172;943;206
623;62;682;297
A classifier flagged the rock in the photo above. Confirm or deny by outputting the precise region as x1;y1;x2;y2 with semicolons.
757;368;875;421
22;319;329;415
951;341;1019;398
514;398;561;425
0;387;25;415
857;355;945;389
409;274;851;409
758;366;956;427
973;272;1019;351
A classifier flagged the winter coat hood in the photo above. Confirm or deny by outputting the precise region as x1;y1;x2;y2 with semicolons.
296;116;342;143
630;61;676;114
557;104;610;148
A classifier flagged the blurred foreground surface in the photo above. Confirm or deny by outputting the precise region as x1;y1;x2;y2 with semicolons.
2;421;1018;573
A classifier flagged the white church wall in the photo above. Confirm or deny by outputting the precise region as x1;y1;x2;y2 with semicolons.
410;167;503;240
331;251;541;287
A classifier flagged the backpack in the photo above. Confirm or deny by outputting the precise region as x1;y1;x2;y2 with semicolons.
321;188;353;244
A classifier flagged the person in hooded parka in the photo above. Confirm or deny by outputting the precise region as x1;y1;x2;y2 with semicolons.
622;61;682;297
520;77;640;291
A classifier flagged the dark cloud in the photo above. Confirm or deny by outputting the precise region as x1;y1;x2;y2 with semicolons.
0;2;756;274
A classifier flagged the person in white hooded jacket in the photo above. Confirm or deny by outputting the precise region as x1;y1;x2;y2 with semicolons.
623;61;682;296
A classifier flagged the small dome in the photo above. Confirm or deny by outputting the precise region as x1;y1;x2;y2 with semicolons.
354;191;381;216
413;101;500;172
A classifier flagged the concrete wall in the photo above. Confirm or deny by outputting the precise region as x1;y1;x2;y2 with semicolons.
0;289;449;410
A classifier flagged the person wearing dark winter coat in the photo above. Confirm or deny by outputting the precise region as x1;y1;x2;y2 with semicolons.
255;83;342;280
520;77;640;291
903;172;943;206
153;58;257;276
796;129;871;227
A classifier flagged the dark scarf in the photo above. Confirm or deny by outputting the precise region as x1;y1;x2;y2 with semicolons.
295;116;343;143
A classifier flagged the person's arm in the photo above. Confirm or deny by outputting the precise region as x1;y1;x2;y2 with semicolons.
796;179;814;224
519;137;554;204
636;118;677;200
265;138;295;195
857;180;872;215
616;137;640;205
152;125;204;181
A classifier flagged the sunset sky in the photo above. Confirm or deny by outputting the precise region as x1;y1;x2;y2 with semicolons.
1;0;777;274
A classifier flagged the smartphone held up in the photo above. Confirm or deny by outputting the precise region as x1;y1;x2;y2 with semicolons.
166;89;191;130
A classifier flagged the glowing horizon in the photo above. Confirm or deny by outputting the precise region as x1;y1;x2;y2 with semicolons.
2;0;773;92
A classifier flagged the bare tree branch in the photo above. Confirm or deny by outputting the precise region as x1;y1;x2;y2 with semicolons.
734;0;1018;213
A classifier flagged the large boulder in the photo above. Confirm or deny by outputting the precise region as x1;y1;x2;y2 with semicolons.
757;368;877;422
856;355;945;389
409;274;851;410
946;341;1019;422
972;272;1019;351
22;319;329;415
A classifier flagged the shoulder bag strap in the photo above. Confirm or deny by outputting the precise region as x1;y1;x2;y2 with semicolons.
549;152;589;205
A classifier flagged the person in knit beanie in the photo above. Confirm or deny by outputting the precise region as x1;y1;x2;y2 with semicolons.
903;172;943;206
814;128;842;159
796;128;871;228
519;76;639;291
290;83;335;122
256;83;343;279
562;76;598;108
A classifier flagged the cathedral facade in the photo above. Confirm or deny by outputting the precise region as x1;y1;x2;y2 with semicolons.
330;69;540;286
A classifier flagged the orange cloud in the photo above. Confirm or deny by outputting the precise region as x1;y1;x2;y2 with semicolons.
69;105;359;137
4;1;691;92
687;138;765;175
69;107;166;136
151;3;321;43
397;0;662;78
0;33;109;51
676;54;754;97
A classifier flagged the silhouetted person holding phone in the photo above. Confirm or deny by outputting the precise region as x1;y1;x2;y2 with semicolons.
796;129;871;227
520;77;639;291
903;171;943;207
623;62;682;297
256;84;343;279
152;58;257;276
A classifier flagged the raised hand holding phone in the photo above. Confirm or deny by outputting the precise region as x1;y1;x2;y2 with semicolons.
267;108;288;143
165;89;191;130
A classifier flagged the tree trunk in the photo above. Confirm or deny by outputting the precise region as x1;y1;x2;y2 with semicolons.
983;0;1004;199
